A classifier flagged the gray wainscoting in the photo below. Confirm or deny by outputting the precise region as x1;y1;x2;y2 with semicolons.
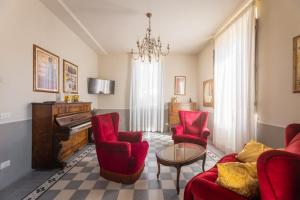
201;111;285;148
93;109;215;134
0;111;286;191
206;112;214;141
257;123;285;148
94;109;170;132
92;108;286;149
0;120;32;190
164;109;169;132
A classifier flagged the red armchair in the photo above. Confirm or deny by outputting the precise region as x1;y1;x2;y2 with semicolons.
91;112;149;184
171;110;210;148
184;123;300;200
257;123;300;200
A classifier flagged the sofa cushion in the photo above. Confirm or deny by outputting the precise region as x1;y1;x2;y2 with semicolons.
216;162;258;198
285;133;300;155
184;154;250;200
236;140;272;163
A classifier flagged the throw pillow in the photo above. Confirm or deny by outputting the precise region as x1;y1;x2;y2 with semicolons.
236;140;272;162
216;162;258;198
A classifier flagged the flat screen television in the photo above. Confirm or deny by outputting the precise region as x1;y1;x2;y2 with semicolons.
88;78;115;94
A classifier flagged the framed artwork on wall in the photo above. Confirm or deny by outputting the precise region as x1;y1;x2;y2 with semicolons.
33;45;60;93
63;60;78;94
174;76;186;95
293;35;300;93
203;79;214;107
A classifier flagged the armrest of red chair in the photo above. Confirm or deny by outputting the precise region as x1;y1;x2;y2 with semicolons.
184;177;247;200
171;125;184;135
257;150;300;200
97;141;131;157
201;127;210;139
118;131;142;143
285;124;300;146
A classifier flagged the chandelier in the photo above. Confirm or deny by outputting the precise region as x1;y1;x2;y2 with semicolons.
131;12;170;63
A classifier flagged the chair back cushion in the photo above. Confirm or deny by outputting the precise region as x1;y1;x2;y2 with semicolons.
285;133;300;155
285;124;300;146
91;113;119;143
179;111;208;136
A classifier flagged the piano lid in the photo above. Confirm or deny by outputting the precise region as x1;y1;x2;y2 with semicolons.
56;111;92;128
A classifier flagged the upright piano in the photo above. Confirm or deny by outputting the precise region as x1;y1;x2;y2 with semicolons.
32;102;92;169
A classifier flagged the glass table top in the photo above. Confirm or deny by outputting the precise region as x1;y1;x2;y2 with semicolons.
156;143;206;164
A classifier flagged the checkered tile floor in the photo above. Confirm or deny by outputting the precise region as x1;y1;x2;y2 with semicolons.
28;133;219;200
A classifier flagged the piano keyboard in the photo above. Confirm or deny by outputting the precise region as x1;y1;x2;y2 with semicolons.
70;121;92;134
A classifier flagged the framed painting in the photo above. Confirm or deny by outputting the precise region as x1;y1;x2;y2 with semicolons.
293;35;300;93
63;60;78;94
203;79;214;107
174;76;186;95
33;45;59;93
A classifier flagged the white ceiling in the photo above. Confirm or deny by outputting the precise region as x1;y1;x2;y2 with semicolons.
41;0;246;54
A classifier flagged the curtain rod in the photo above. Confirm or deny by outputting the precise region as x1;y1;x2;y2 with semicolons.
213;0;255;38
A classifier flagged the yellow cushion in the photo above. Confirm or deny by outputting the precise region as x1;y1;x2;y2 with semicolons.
216;162;258;198
236;140;272;162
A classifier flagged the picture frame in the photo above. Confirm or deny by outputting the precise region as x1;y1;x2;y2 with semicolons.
293;35;300;93
63;60;78;94
33;45;60;93
174;76;186;95
203;79;214;107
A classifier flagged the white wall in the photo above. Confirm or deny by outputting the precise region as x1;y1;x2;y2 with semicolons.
196;41;215;137
164;54;198;104
98;54;198;109
196;40;214;110
98;54;131;109
257;0;300;127
195;0;300;147
0;0;98;123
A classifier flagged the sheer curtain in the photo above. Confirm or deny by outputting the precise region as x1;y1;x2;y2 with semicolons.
130;58;164;132
213;5;256;153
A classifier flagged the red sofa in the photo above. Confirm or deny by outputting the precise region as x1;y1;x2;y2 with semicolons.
91;112;149;184
184;123;300;200
171;110;210;148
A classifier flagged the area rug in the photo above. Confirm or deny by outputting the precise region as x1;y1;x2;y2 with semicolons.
23;133;220;200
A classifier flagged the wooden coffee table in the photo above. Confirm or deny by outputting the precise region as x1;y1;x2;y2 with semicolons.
156;143;206;194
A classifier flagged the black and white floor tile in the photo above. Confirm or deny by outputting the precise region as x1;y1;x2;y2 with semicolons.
22;133;220;200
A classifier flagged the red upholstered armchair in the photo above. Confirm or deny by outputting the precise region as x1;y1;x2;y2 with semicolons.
184;123;300;200
91;112;149;184
171;110;210;148
257;123;300;200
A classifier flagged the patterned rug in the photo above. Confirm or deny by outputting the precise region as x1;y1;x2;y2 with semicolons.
23;133;220;200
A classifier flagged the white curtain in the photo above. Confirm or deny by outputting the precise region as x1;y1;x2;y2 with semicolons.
213;5;256;153
130;58;164;132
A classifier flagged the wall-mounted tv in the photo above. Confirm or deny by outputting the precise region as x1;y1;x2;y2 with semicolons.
88;78;115;94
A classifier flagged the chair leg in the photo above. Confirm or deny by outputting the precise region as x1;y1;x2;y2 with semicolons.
202;153;206;172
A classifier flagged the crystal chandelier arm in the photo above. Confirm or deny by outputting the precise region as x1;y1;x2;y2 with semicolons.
161;44;170;56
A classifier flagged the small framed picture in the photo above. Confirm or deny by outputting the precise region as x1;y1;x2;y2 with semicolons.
33;45;59;93
293;35;300;93
63;60;78;94
174;76;186;95
203;79;214;107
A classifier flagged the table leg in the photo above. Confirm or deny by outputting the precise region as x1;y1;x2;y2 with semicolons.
176;166;181;194
202;153;207;172
157;160;160;179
